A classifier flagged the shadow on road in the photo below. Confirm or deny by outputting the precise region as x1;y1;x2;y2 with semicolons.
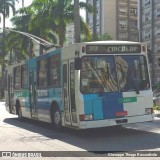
3;117;160;152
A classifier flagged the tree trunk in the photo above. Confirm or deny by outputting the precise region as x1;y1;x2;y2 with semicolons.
93;0;97;40
74;0;81;43
22;0;24;8
1;0;6;98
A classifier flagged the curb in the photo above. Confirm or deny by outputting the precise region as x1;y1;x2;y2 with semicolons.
154;114;160;118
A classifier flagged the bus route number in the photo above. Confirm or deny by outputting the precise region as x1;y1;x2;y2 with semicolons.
88;46;98;53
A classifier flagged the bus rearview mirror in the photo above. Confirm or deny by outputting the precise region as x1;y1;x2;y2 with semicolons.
75;58;82;70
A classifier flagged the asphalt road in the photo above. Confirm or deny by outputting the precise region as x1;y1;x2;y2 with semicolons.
0;102;160;160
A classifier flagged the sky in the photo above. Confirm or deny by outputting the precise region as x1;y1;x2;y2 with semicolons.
2;0;86;28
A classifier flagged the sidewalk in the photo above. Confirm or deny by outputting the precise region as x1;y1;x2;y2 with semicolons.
154;110;160;118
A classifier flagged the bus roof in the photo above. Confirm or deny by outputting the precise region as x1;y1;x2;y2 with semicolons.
63;41;144;49
83;41;142;45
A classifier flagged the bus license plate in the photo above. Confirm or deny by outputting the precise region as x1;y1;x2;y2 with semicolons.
116;119;128;125
116;111;128;117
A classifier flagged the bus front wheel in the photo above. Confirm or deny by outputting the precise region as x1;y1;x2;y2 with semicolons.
51;107;62;130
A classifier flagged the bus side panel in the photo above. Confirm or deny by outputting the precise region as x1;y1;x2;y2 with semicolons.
5;91;10;113
36;89;51;122
36;88;62;123
14;89;31;118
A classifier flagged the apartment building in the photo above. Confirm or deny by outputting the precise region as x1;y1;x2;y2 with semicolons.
86;0;138;41
139;0;160;83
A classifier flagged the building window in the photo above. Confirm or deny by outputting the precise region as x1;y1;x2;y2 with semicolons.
157;8;160;17
144;28;151;39
130;8;137;15
145;12;151;22
156;25;160;35
144;0;150;6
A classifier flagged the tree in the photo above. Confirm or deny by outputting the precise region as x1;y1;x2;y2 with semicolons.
0;0;18;98
96;33;113;41
0;0;17;19
7;0;92;48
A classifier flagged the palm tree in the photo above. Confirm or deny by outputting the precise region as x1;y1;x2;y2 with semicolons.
8;0;92;47
0;0;17;26
0;0;17;98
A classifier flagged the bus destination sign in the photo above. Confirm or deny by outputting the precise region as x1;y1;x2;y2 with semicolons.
86;44;141;54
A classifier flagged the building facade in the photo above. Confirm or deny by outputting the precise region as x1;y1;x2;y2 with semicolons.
139;0;160;83
86;0;138;41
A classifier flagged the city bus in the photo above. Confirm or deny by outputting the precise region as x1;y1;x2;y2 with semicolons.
4;41;153;129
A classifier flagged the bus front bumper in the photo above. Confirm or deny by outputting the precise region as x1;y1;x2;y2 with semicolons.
79;114;153;129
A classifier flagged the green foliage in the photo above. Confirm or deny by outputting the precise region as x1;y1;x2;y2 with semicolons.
152;83;160;91
96;33;113;41
82;33;113;42
153;105;160;111
8;0;92;47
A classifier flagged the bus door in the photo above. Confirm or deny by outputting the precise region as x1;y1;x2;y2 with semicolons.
8;75;13;113
63;60;78;127
29;71;38;119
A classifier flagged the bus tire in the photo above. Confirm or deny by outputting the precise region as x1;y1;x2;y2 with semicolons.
51;106;62;130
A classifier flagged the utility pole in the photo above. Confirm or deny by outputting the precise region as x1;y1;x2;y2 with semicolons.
74;0;81;43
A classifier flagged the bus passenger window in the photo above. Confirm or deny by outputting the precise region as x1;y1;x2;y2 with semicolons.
38;59;48;87
14;66;21;90
21;65;28;89
48;54;60;87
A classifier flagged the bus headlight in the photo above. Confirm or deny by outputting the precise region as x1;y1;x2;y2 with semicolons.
79;114;93;121
145;108;153;114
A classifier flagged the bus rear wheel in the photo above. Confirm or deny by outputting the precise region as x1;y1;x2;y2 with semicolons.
51;108;62;130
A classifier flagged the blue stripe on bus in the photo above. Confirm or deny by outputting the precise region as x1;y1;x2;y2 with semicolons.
37;98;50;110
83;94;99;115
83;92;124;120
102;92;123;119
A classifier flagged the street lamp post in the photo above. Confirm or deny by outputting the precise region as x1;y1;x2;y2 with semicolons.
0;27;60;50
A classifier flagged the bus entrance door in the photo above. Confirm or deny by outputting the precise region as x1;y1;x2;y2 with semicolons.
8;75;13;113
29;71;38;119
63;60;78;128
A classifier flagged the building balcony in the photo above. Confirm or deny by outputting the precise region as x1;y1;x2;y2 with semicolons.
118;0;128;5
129;15;138;20
119;11;127;16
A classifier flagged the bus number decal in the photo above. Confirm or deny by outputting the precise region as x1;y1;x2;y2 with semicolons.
88;46;98;53
37;90;48;97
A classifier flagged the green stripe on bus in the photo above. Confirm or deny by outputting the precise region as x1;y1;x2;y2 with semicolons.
13;90;29;97
119;97;137;103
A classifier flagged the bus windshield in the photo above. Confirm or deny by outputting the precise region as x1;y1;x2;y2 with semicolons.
80;55;150;94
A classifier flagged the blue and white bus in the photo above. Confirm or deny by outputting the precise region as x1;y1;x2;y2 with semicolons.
5;41;153;129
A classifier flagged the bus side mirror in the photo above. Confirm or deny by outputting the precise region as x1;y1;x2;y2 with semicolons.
75;57;82;70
